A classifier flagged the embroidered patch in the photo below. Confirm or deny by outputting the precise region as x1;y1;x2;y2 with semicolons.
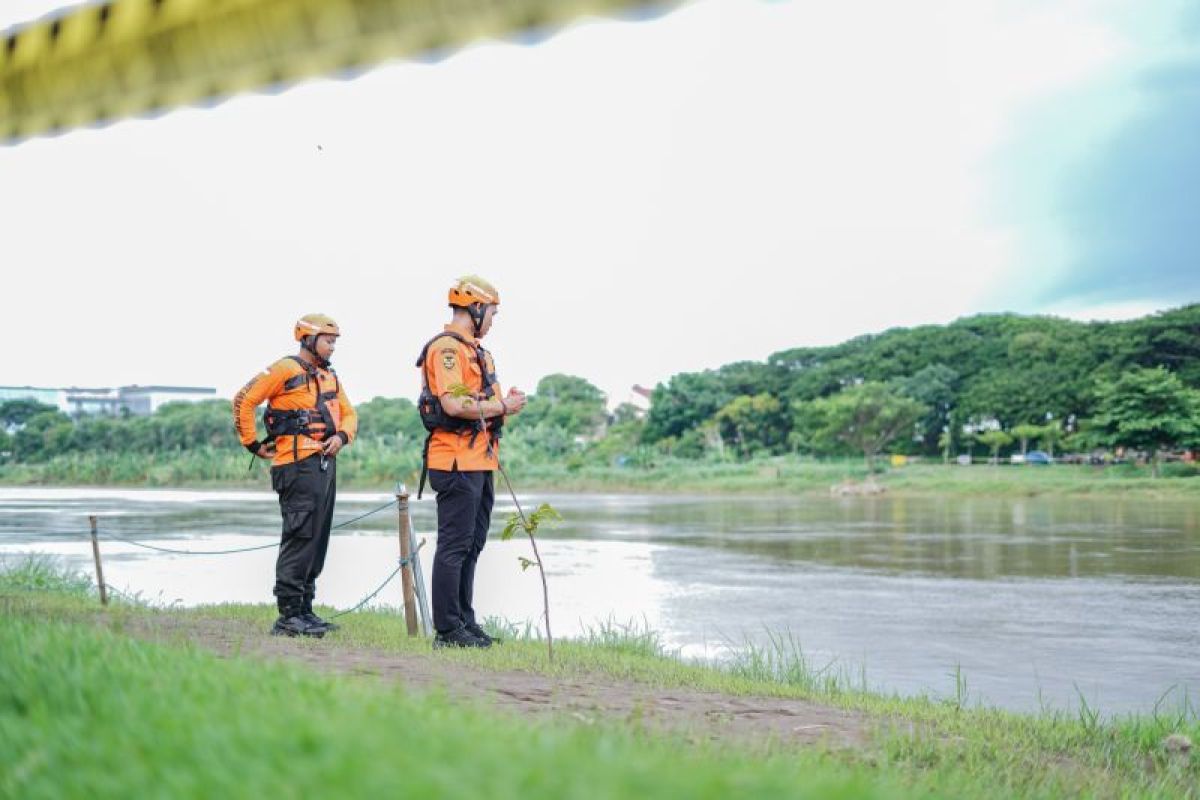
441;350;457;371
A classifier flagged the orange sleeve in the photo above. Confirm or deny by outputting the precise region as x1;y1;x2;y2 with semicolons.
428;337;469;399
336;383;357;444
233;361;288;449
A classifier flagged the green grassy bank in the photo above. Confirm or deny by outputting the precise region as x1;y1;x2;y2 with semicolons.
2;447;1199;498
2;560;1197;798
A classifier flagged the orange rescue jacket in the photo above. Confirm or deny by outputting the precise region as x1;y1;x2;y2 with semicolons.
233;356;357;467
418;327;503;473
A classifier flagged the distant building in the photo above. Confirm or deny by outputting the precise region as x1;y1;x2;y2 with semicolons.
0;385;216;417
628;384;654;411
61;388;119;416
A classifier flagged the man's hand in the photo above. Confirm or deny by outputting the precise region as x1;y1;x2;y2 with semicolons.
503;387;527;416
321;436;344;457
256;442;277;460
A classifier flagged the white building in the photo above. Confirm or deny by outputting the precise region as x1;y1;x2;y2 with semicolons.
625;384;654;412
117;385;218;415
0;385;217;417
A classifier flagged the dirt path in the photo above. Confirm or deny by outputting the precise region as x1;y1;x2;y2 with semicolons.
125;614;872;749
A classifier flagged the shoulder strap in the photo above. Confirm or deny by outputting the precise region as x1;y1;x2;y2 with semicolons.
415;330;489;400
282;355;314;395
284;355;341;395
477;346;497;398
415;330;471;368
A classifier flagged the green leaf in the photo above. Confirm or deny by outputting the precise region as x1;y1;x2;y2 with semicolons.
517;556;539;572
527;503;563;532
500;513;524;542
502;504;562;540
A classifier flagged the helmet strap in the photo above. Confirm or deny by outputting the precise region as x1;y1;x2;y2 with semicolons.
467;303;487;337
302;335;331;368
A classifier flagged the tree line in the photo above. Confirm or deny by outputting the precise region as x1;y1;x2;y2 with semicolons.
3;305;1198;475
640;304;1200;472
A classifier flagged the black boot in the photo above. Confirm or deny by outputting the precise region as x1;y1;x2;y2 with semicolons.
271;600;325;638
433;626;490;650
464;622;498;645
302;598;339;633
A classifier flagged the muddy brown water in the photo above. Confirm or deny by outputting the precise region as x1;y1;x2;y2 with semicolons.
2;486;1197;715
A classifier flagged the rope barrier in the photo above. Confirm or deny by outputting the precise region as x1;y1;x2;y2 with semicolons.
96;562;404;619
329;539;426;618
10;498;403;556
331;499;399;530
97;531;280;555
329;566;402;619
5;499;398;547
4;496;422;623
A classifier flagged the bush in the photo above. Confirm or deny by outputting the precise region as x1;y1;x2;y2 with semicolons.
1160;462;1200;478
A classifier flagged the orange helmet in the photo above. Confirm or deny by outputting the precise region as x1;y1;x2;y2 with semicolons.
448;275;500;308
294;313;340;342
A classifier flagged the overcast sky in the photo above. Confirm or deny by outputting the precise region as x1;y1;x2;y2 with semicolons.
3;0;1197;407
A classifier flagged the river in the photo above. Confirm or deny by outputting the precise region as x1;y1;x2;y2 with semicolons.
2;486;1197;715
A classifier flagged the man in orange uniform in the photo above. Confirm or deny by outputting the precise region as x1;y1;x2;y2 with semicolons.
234;314;358;637
416;276;526;648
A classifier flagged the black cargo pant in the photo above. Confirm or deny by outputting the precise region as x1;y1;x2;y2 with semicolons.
429;469;494;634
270;455;337;616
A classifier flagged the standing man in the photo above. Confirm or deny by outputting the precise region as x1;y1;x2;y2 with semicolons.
234;314;358;638
416;276;526;649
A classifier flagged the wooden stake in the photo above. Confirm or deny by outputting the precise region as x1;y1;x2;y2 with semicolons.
396;484;418;636
88;515;108;606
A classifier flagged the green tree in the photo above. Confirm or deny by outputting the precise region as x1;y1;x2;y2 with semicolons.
714;394;788;458
508;421;575;461
1090;367;1200;477
976;429;1013;464
937;427;953;464
11;409;72;461
0;399;58;429
519;374;607;440
355;396;424;444
896;364;958;453
793;382;927;468
1038;420;1064;457
1010;423;1042;456
609;402;644;425
585;414;647;465
150;400;239;451
642;371;732;444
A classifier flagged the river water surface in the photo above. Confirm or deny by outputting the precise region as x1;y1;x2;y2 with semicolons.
2;486;1197;715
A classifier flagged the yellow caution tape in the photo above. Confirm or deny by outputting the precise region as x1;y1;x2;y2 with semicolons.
0;0;676;143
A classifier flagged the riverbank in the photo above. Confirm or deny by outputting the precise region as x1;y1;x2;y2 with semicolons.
503;459;1200;499
3;450;1199;499
2;561;1197;798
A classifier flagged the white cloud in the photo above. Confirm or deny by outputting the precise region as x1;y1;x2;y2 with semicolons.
1;0;1171;406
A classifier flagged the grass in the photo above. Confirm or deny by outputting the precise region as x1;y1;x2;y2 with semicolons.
510;459;1200;498
3;451;1199;499
2;558;1198;798
2;617;896;800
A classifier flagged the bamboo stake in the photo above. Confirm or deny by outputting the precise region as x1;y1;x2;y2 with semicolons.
88;515;108;606
396;484;419;637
